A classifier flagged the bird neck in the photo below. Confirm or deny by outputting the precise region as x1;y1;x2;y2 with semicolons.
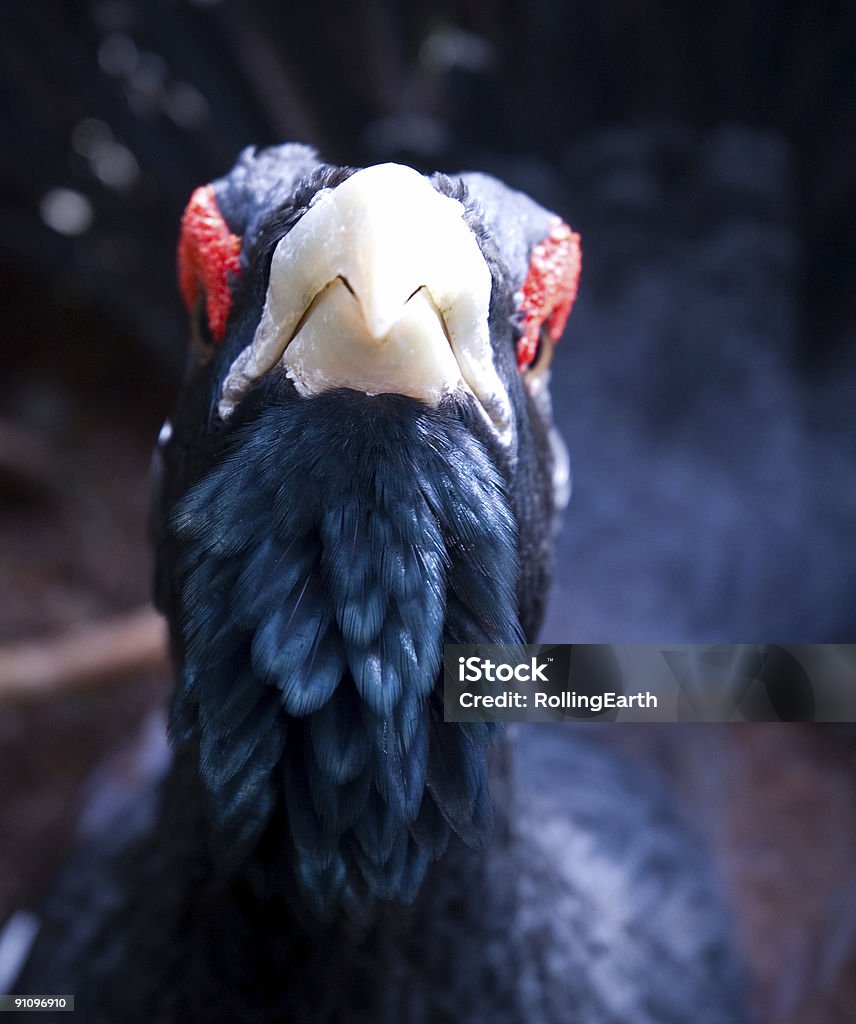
165;390;525;915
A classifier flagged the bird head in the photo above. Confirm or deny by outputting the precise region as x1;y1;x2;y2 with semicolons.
154;144;580;918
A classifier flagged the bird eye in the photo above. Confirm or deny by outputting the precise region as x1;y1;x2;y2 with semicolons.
188;296;218;363
516;218;581;373
177;184;243;345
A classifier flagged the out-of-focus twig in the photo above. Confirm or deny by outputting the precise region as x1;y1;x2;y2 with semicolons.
0;607;169;699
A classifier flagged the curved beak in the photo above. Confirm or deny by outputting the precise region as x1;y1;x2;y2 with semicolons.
219;163;511;436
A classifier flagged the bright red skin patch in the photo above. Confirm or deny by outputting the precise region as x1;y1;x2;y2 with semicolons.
517;218;581;371
177;185;242;342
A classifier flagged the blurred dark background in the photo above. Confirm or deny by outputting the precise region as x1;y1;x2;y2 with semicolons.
1;2;855;1021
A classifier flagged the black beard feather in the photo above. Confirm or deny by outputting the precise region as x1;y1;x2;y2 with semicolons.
167;389;523;918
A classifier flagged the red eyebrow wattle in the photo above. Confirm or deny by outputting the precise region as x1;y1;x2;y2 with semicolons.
517;218;581;370
177;184;242;342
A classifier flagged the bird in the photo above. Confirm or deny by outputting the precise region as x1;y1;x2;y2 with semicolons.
3;8;856;1021
10;144;750;1023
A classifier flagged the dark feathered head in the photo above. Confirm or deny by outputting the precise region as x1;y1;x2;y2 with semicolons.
154;145;580;918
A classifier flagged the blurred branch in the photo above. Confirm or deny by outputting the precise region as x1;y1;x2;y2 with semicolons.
0;607;169;699
216;3;321;146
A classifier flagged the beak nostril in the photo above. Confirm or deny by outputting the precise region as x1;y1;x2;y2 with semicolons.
405;285;423;303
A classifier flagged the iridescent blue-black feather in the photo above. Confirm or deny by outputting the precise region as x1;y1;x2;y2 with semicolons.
168;389;521;914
